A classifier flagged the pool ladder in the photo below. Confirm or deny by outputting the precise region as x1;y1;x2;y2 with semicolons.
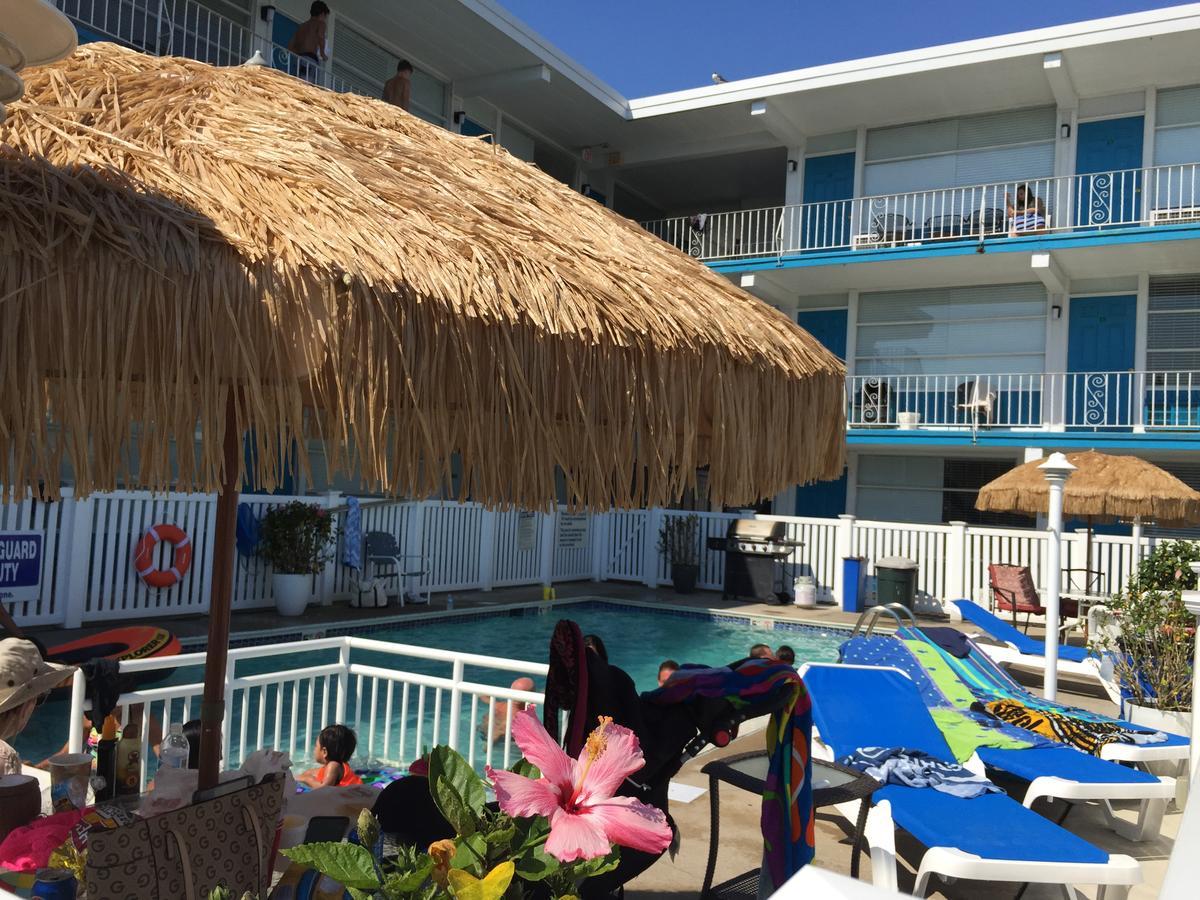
849;602;918;639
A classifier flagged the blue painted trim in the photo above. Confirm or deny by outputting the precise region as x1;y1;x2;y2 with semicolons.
847;428;1200;449
708;223;1200;274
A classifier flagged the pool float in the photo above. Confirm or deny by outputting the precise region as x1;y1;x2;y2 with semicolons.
44;626;181;691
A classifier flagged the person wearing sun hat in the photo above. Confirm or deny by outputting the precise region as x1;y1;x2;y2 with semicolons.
0;638;76;775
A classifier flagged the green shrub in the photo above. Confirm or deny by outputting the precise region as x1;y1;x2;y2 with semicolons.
1096;540;1198;712
657;514;699;567
257;501;334;574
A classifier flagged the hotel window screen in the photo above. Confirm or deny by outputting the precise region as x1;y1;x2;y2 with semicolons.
856;284;1047;376
1147;275;1200;371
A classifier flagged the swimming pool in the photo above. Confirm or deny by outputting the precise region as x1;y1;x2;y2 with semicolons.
10;600;846;770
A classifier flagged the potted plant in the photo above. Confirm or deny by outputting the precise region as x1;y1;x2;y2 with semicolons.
657;514;700;594
258;501;334;616
1094;540;1196;736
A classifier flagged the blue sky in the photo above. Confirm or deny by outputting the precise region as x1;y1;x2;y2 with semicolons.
496;0;1174;97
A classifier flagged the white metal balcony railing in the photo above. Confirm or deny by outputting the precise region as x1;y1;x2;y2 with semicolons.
847;371;1200;431
642;163;1200;261
55;0;353;93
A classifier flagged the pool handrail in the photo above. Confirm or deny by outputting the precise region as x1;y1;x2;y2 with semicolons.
849;603;916;639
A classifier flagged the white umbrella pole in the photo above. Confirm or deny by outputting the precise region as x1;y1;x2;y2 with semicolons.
1131;517;1144;570
1040;453;1076;701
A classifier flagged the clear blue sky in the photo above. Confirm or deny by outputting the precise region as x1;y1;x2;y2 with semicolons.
496;0;1175;97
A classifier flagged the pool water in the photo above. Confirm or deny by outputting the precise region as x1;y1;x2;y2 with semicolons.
10;603;844;770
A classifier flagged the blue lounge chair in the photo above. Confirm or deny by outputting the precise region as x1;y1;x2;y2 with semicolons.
908;617;1190;768
839;634;1175;841
954;598;1124;703
799;663;1140;898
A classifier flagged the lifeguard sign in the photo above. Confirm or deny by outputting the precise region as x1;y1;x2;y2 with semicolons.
0;531;43;605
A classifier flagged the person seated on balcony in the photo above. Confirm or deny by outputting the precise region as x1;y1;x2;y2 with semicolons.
1006;183;1047;235
383;59;414;111
287;1;330;85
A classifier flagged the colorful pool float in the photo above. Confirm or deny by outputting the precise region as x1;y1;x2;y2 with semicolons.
44;626;182;690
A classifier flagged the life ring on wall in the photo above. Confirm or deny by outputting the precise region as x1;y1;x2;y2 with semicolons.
133;524;193;589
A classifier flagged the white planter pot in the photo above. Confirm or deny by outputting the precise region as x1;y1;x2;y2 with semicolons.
1125;702;1192;736
1125;702;1193;808
272;573;312;617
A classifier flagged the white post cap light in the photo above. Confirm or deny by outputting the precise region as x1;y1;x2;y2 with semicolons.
1038;451;1077;479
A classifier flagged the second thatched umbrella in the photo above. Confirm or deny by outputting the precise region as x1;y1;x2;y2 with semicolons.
1;44;845;785
976;449;1200;590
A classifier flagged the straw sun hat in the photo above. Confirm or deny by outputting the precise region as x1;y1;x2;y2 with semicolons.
0;638;75;715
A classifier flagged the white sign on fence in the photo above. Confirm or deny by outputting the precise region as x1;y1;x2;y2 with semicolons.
556;514;589;550
0;531;43;604
516;512;537;552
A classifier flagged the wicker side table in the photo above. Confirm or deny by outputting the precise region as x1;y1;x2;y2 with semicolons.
698;750;880;899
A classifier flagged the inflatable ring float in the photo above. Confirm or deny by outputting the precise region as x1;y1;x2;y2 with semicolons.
133;524;192;588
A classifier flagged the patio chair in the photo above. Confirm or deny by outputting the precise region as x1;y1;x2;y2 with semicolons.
837;635;1175;841
363;530;430;606
988;563;1078;631
955;379;996;429
799;664;1141;898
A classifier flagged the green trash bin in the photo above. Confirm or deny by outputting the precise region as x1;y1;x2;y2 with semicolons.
875;556;918;607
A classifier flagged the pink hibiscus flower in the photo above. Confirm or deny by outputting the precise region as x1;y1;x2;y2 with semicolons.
486;709;673;863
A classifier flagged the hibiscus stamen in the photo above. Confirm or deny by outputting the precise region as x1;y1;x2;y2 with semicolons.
567;716;613;806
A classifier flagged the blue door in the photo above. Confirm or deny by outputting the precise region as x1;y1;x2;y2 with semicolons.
271;12;300;72
1075;117;1144;227
1067;295;1136;428
794;472;847;518
796;309;848;360
802;153;854;250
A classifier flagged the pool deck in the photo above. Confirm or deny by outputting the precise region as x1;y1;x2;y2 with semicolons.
24;583;1162;897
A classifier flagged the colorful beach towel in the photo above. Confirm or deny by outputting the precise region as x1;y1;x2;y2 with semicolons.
341;496;362;570
839;746;1001;799
978;699;1166;756
645;658;814;891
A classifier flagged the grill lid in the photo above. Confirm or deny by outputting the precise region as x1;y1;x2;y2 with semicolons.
725;518;786;541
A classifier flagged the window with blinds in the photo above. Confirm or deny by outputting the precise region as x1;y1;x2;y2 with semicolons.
1147;275;1200;371
863;106;1055;196
1154;85;1200;167
856;284;1047;376
330;23;446;124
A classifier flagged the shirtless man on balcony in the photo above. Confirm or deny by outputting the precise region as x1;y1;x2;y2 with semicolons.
287;2;330;85
383;60;414;112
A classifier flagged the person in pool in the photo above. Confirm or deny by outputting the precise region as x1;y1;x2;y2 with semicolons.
298;724;362;789
749;643;772;659
478;677;537;743
657;660;679;687
775;645;796;666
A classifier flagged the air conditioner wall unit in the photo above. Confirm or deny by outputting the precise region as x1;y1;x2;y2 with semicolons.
1150;206;1200;225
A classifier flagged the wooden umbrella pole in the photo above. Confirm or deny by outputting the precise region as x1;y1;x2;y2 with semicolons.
199;393;241;790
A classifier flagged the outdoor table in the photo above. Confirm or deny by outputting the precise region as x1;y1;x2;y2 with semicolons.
699;750;881;899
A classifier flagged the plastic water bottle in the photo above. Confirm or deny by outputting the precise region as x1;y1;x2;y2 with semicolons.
446;594;455;610
160;723;190;770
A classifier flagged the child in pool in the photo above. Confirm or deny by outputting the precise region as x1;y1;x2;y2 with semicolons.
298;724;362;789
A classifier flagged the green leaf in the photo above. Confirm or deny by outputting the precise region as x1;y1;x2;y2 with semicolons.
281;842;381;891
509;758;541;779
514;816;551;852
346;889;373;900
513;842;561;882
451;833;488;874
483;818;517;850
434;775;477;836
570;849;620;880
385;858;435;893
429;746;488;816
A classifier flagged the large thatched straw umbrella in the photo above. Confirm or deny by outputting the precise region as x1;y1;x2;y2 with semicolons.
977;449;1200;578
1;45;845;785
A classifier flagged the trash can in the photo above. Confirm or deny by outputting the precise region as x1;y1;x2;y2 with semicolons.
875;556;918;607
842;557;867;613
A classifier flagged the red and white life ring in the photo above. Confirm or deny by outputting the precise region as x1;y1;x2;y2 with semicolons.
133;524;192;589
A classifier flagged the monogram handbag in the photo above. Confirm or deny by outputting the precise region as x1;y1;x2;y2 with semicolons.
85;773;285;900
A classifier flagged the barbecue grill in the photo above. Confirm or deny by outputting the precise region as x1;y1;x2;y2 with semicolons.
706;519;802;602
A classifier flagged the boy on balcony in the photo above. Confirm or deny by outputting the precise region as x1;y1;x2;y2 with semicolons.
383;60;414;112
288;2;330;86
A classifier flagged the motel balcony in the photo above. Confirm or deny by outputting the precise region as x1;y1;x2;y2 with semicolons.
57;0;356;94
641;163;1200;263
846;370;1200;436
